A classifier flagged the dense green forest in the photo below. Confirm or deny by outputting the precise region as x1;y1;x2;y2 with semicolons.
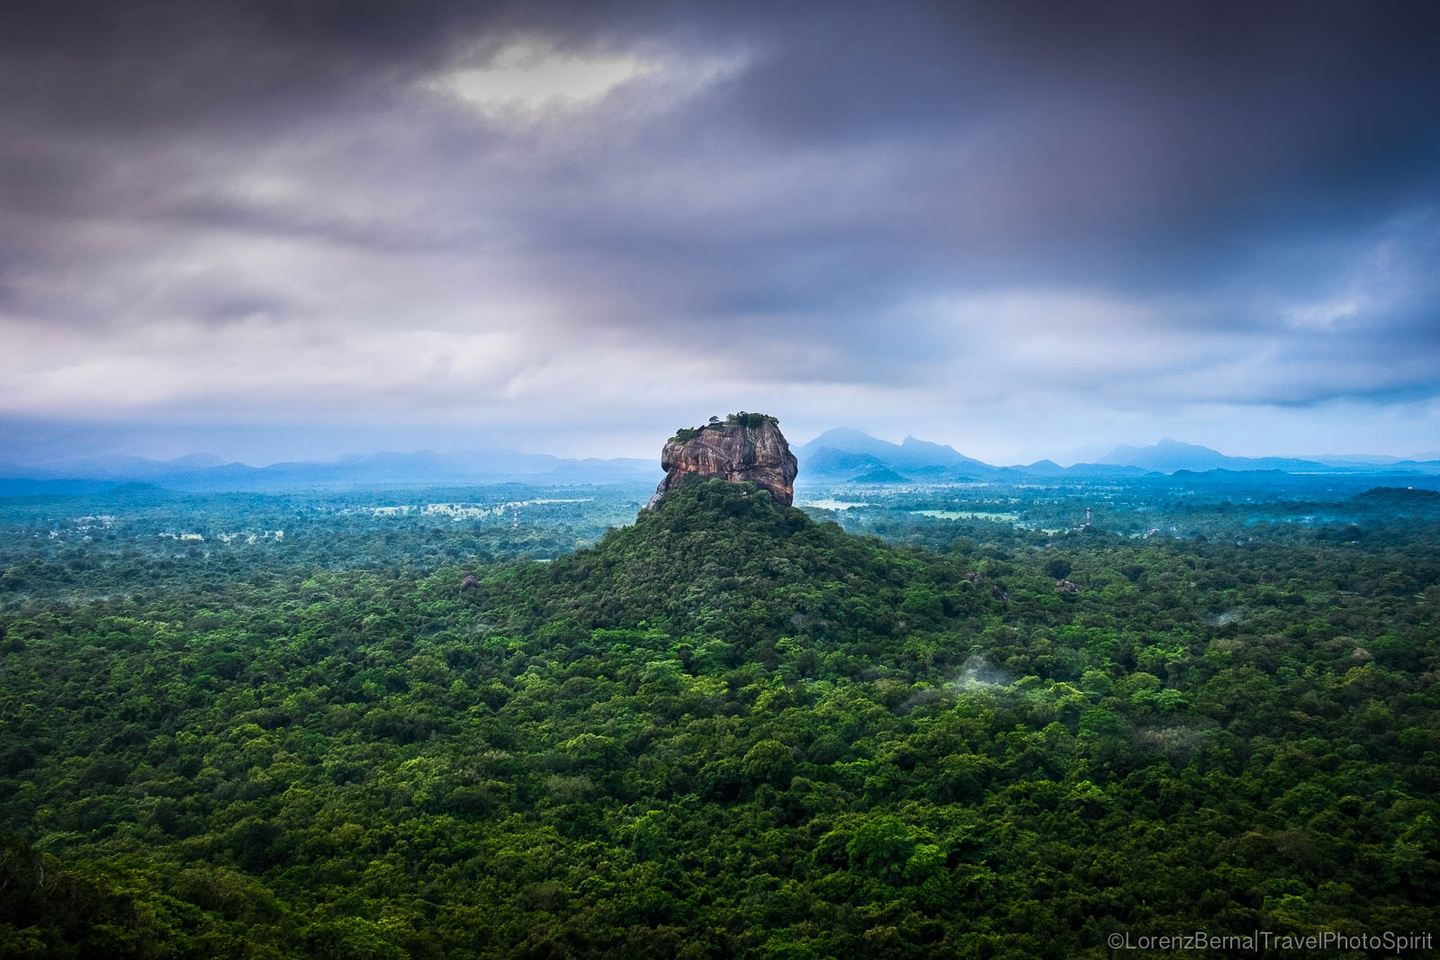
2;478;1439;957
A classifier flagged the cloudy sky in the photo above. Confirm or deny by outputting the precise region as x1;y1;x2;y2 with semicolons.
4;0;1440;464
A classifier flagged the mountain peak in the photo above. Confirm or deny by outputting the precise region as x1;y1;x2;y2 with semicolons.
802;427;893;453
797;426;985;479
1101;439;1330;474
1155;437;1213;451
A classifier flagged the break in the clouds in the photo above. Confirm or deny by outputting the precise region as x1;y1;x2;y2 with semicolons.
3;0;1440;462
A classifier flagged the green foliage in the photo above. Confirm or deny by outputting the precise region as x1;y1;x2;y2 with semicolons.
844;815;921;883
725;411;779;428
669;411;780;443
1;476;1438;957
742;739;795;787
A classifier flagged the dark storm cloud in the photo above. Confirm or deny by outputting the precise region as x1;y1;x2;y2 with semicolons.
3;0;1440;459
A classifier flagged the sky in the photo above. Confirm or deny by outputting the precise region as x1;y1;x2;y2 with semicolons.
3;0;1440;465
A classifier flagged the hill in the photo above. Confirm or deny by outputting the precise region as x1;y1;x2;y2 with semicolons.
1100;438;1330;473
798;429;987;482
849;465;912;484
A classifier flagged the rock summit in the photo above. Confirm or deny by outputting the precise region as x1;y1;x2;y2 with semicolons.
647;412;799;509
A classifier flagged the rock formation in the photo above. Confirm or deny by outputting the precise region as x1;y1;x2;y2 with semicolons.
647;413;799;509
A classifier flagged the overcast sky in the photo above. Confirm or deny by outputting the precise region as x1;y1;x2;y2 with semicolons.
3;0;1440;464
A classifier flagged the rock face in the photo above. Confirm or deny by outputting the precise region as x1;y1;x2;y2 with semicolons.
647;414;799;509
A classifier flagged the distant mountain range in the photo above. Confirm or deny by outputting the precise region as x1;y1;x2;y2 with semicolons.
0;449;655;492
797;430;1142;482
797;431;1440;483
1096;438;1331;473
1096;438;1440;475
3;432;1438;494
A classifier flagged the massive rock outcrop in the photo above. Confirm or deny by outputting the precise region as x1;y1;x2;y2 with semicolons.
647;413;799;509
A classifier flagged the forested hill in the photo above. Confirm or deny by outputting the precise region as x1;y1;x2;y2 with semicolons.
2;478;1439;958
480;479;932;657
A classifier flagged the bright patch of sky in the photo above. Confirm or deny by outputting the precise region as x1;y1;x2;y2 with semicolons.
433;42;655;112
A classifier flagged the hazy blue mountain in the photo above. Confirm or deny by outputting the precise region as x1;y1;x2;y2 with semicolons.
1309;454;1440;473
803;447;892;478
1009;459;1069;476
892;436;989;470
798;428;986;471
1379;459;1440;475
897;463;985;481
0;449;655;491
848;465;913;484
1;452;227;481
1312;454;1407;466
1100;438;1331;473
798;428;906;461
798;428;1166;483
